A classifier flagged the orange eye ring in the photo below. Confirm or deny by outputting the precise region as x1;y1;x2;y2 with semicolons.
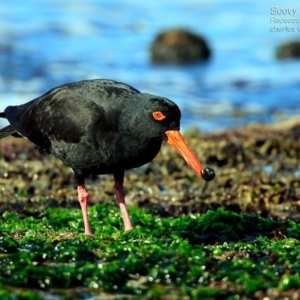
152;111;166;121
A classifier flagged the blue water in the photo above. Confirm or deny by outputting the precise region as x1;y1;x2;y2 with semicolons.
0;0;300;131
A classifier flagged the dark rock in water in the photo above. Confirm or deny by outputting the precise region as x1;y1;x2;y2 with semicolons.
276;40;300;59
150;28;211;65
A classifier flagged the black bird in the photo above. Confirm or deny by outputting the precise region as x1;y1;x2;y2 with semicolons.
0;79;214;234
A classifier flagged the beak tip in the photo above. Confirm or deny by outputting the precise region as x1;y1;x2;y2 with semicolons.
201;167;215;181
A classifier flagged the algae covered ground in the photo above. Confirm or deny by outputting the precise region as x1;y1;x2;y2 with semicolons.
0;204;300;300
0;123;300;299
0;204;300;299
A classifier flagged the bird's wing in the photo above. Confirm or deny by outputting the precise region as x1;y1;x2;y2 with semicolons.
3;79;140;151
4;87;93;150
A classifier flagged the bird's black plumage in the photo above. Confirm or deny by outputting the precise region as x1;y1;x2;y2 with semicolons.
0;79;212;234
2;79;181;176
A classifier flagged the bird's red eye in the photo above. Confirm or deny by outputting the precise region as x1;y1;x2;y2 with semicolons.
152;111;166;121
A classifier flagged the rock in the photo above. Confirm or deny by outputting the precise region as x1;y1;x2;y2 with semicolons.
150;28;211;65
276;40;300;59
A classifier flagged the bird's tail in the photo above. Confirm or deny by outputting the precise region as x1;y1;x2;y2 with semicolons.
0;125;17;139
0;112;23;139
0;112;19;139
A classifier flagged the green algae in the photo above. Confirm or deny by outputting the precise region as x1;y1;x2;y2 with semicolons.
0;205;300;299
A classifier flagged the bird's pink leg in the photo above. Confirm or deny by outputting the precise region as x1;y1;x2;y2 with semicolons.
114;180;134;231
77;185;93;235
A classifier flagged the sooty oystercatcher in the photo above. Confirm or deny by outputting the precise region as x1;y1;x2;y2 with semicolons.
0;79;215;234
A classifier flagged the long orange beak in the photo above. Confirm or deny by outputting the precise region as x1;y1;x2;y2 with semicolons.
165;130;204;177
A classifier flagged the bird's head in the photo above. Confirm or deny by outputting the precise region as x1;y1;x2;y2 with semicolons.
130;93;215;181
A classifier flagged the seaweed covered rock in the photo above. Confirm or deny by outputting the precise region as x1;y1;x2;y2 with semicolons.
1;117;300;222
150;28;211;65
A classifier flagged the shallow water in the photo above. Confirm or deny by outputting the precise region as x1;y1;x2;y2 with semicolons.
0;0;300;131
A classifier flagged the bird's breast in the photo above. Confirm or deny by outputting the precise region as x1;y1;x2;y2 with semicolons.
53;137;162;176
